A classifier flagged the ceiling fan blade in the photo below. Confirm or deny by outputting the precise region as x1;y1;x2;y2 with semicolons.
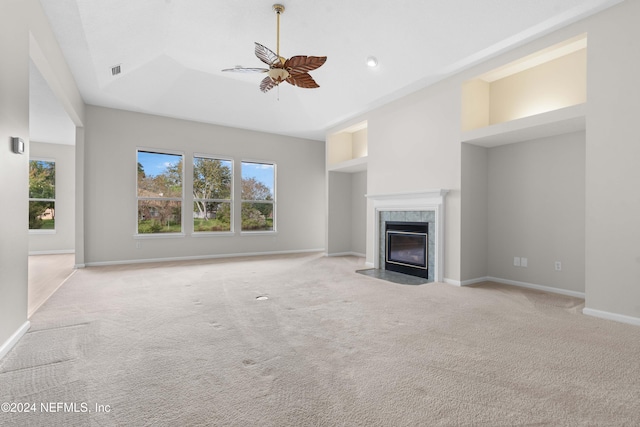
255;43;282;68
284;56;327;74
260;76;277;93
222;67;269;73
286;72;320;89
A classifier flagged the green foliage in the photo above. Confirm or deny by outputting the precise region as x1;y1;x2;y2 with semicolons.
193;158;232;219
241;177;272;201
241;203;273;231
137;220;180;234
29;160;55;199
193;218;231;232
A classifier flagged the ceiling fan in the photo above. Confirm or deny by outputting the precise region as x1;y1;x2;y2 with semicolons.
222;4;327;93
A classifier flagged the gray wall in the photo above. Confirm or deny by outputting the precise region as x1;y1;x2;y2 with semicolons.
327;172;352;255
487;132;586;293
461;143;488;282
350;171;367;256
0;0;30;353
327;170;367;256
1;0;84;357
29;142;75;254
83;106;325;265
586;1;640;318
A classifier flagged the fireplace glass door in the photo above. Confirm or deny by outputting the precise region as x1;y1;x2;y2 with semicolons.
385;221;428;278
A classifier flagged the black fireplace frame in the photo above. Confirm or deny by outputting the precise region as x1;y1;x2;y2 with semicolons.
385;221;429;279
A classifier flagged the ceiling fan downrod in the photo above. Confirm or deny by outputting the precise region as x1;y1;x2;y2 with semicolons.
273;4;285;60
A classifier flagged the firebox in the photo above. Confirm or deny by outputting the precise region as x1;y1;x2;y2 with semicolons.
385;221;429;279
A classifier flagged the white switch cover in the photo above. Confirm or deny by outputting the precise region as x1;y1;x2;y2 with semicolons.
521;257;528;267
514;257;520;267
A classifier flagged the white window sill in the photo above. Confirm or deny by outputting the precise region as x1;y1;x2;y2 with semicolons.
191;231;235;237
29;230;56;235
240;231;278;236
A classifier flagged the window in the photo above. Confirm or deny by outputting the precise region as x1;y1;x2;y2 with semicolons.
137;150;183;234
193;156;233;232
241;161;275;232
29;159;55;230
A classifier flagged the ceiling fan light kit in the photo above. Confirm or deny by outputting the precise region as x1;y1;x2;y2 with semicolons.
222;3;327;93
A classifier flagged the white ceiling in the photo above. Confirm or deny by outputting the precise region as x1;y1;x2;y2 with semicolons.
32;0;620;143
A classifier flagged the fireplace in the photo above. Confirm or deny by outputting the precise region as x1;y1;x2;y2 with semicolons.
385;222;429;278
366;189;449;283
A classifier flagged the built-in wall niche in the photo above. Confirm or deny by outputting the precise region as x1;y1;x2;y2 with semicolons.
327;121;368;172
461;34;587;148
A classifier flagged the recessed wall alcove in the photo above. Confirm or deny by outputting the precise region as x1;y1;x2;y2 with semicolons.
460;34;587;295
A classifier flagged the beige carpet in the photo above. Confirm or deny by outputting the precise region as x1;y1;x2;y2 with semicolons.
28;253;76;318
1;253;639;426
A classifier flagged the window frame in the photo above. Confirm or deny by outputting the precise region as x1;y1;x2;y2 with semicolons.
240;159;277;235
192;153;234;236
135;147;185;238
28;157;56;234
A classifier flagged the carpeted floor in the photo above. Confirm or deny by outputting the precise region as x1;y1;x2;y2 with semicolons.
1;253;639;426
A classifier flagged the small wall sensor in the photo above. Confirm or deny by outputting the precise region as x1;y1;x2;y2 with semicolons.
11;137;25;154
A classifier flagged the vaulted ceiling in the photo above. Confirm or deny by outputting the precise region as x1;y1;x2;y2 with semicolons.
32;0;620;143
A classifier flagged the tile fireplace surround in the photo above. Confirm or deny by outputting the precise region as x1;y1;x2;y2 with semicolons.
366;189;449;283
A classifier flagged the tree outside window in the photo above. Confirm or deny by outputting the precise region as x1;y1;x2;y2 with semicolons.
29;159;55;230
193;156;233;232
241;161;275;232
137;150;183;234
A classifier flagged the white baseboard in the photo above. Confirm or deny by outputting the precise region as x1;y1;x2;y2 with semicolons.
486;276;585;299
326;252;366;258
445;277;490;286
84;248;326;267
364;262;374;268
29;249;75;256
583;308;640;327
0;321;30;361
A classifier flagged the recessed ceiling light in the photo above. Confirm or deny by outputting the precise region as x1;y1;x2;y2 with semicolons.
366;56;378;67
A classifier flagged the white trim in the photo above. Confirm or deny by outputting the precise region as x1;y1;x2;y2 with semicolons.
191;231;235;238
444;278;462;286
84;248;325;267
28;229;56;235
29;249;75;255
366;189;449;283
460;276;492;286
0;321;30;361
583;308;640;327
364;261;374;268
486;276;585;298
240;231;278;236
326;252;366;258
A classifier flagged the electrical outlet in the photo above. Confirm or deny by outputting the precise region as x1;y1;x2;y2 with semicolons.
521;257;528;267
554;261;562;271
136;241;141;249
513;257;521;267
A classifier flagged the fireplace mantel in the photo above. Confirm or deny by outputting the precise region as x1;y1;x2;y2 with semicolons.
366;189;449;282
365;189;449;204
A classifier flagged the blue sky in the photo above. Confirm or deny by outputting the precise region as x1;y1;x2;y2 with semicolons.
242;162;274;193
138;151;181;177
138;151;274;192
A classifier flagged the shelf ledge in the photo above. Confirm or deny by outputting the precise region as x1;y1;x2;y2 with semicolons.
461;103;586;147
327;156;368;173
